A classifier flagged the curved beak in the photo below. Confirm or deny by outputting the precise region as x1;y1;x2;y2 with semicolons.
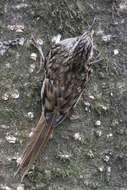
88;18;96;33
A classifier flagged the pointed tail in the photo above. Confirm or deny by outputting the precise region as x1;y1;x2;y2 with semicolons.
15;113;55;181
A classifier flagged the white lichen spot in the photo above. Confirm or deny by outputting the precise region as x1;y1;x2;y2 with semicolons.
16;25;24;32
28;131;33;138
106;166;111;181
103;155;110;162
29;63;36;73
14;3;28;9
84;102;91;112
0;124;10;129
6;135;16;143
102;105;107;110
87;150;94;158
73;132;82;141
114;21;119;25
119;2;127;10
57;152;72;161
107;166;111;173
16;28;23;33
96;130;102;137
28;128;35;137
89;95;95;100
5;63;11;68
110;92;113;96
96;28;104;35
59;154;71;160
102;35;111;42
52;34;61;44
98;165;104;172
11;89;19;99
95;120;101;126
100;104;108;111
19;37;25;46
107;133;113;138
7;25;15;31
27;112;34;119
30;52;37;61
8;24;24;32
0;49;6;55
79;175;83;179
16;156;22;164
113;49;119;55
0;185;13;190
121;19;125;24
36;38;43;46
17;184;24;190
2;92;9;100
84;102;90;107
85;107;88;111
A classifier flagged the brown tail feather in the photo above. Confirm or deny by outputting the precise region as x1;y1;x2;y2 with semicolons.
15;113;56;181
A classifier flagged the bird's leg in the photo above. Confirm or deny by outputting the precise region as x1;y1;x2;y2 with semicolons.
90;47;104;65
31;35;45;73
74;92;84;108
90;58;103;65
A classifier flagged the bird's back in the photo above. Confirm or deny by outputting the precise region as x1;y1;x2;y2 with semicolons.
41;32;93;126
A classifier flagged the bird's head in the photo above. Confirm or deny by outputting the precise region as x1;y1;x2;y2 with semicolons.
73;18;96;62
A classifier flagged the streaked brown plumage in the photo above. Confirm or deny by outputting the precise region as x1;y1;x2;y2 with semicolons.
16;19;95;181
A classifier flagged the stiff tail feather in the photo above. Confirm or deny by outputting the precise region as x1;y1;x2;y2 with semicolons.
15;113;56;181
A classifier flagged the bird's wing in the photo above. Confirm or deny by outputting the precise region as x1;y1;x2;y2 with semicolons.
41;43;88;126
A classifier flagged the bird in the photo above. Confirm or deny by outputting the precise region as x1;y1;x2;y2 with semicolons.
16;18;96;181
